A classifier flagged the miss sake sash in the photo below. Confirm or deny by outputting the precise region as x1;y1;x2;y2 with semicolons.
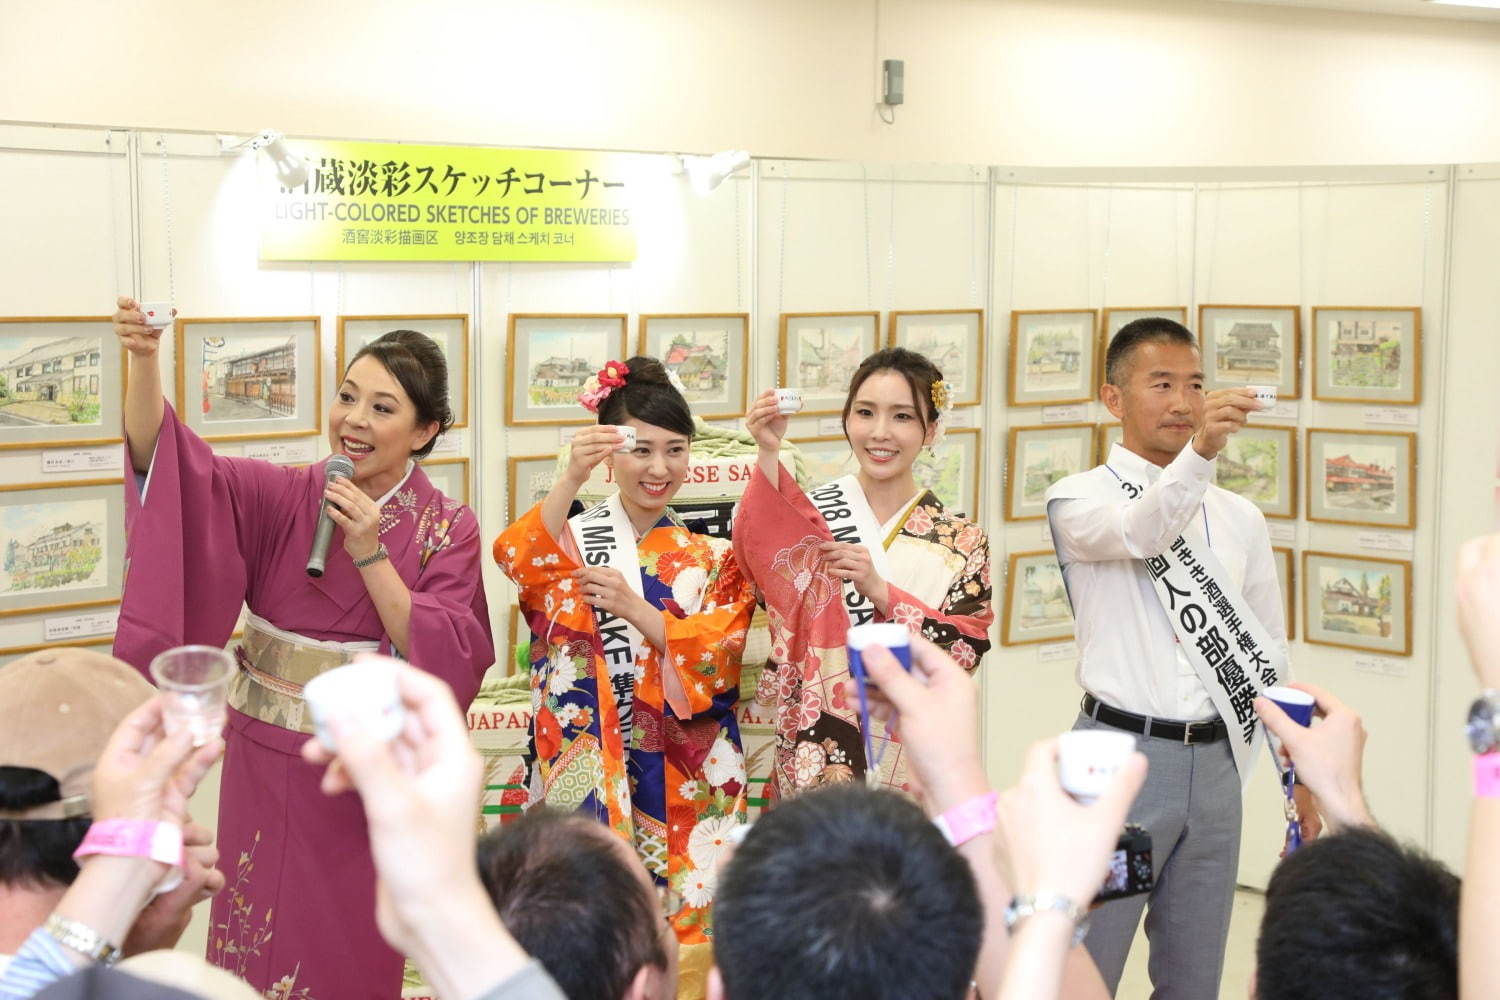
568;493;647;736
807;475;892;629
1047;465;1287;780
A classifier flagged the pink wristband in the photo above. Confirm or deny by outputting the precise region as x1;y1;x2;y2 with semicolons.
74;820;185;892
1475;754;1500;798
933;791;998;847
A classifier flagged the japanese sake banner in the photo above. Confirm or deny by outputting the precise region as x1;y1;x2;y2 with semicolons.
258;140;638;262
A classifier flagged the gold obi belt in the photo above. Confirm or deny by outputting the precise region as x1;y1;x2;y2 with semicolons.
228;613;380;734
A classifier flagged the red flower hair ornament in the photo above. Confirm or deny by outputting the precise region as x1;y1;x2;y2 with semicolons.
579;360;631;413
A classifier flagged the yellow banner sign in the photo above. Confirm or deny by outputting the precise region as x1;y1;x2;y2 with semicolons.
258;140;637;262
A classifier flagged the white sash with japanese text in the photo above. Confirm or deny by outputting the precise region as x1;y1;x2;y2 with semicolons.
1047;467;1288;782
568;493;647;737
807;475;891;629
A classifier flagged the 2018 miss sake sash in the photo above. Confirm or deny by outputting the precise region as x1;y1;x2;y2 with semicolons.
1047;463;1288;781
568;493;647;736
807;475;893;628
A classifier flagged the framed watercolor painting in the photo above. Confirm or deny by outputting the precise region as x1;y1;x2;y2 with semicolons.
174;317;322;442
0;317;124;451
1304;428;1415;529
1002;550;1075;646
506;314;628;426
889;309;984;407
1009;310;1099;407
639;313;749;421
1301;550;1412;656
1198;305;1300;399
1310;307;1421;405
778;312;880;417
0;478;125;618
1006;423;1095;521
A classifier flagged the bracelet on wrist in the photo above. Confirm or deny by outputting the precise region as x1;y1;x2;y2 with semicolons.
354;543;389;569
933;791;998;848
1004;892;1091;947
1475;752;1500;798
74;818;185;894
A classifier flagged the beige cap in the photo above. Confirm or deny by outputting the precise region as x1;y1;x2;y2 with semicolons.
0;647;154;821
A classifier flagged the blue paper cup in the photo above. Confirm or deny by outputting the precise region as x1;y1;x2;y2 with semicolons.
847;623;912;681
1263;685;1315;727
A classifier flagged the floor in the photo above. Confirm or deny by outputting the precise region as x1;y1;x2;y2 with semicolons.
1117;889;1264;1000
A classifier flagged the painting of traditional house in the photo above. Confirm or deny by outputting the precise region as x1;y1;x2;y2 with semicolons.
202;336;299;422
0;499;107;596
1214;321;1282;380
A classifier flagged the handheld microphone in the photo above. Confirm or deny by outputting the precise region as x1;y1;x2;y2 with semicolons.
306;454;356;577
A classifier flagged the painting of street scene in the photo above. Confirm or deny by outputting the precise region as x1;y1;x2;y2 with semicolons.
201;336;299;422
0;498;107;596
792;326;865;393
526;329;610;409
1318;565;1393;639
659;331;730;406
1022;326;1084;393
1329;318;1403;389
903;323;971;396
1211;317;1284;384
0;335;104;428
1321;443;1398;513
1216;434;1282;506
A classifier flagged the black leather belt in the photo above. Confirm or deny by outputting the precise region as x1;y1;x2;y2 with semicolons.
1082;693;1227;745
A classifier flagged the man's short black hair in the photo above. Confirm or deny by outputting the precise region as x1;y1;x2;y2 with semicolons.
1105;317;1197;387
0;766;89;890
477;807;666;1000
714;783;982;1000
1256;826;1458;1000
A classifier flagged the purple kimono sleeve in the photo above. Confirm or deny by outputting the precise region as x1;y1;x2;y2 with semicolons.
113;400;297;675
401;506;495;710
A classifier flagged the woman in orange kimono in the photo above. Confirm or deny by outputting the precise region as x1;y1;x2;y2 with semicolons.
494;357;754;972
733;348;994;799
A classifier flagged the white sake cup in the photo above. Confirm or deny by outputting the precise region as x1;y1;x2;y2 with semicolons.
612;425;637;453
774;388;803;415
303;655;405;753
1057;729;1138;805
139;302;174;329
1247;385;1278;408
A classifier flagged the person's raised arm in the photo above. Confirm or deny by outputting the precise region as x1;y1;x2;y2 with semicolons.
1050;389;1257;564
112;296;169;476
1255;684;1373;834
744;388;789;489
300;661;550;1000
1456;534;1500;1000
540;425;623;543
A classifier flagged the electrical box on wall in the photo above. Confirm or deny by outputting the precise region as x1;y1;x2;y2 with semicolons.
883;59;905;106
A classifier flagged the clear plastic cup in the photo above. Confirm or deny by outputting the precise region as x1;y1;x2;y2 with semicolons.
149;645;232;747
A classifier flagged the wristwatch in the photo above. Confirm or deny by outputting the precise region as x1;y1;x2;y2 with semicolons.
1003;892;1091;947
1467;690;1500;755
353;543;389;569
43;914;120;966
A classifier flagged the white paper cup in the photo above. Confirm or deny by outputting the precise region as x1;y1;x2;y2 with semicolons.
847;622;912;678
1248;385;1278;408
1057;729;1138;805
612;425;637;453
775;388;803;415
303;655;405;753
139;302;174;329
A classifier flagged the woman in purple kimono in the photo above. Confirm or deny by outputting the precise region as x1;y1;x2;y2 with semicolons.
109;296;494;999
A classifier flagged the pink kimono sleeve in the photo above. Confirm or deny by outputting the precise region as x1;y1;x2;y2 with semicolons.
402;505;495;710
114;400;299;674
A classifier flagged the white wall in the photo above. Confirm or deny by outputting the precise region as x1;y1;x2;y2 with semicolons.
8;0;1500;167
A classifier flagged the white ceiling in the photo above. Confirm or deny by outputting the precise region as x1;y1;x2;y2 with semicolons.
1214;0;1500;22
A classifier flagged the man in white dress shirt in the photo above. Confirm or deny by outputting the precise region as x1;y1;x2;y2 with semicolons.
1045;318;1315;998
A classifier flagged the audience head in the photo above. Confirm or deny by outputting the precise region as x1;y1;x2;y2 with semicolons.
0;648;154;891
711;783;982;1000
477;807;674;1000
1255;826;1458;1000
